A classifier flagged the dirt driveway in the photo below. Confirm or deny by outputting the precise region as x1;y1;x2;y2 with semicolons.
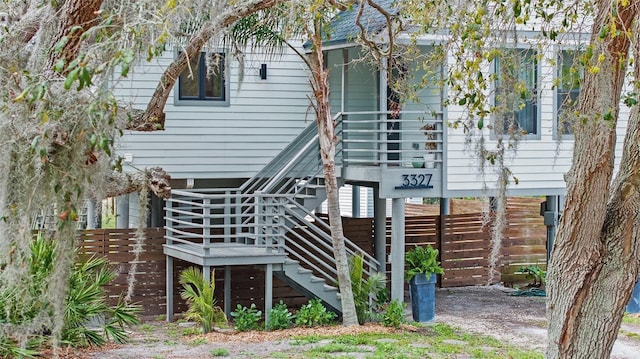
82;286;640;358
435;286;640;358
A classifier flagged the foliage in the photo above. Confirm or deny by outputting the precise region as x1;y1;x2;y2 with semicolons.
210;348;230;357
289;324;542;358
0;233;140;353
295;299;336;327
517;265;546;287
230;304;262;332
340;254;387;324
179;267;226;333
404;245;444;282
266;301;295;331
382;300;406;328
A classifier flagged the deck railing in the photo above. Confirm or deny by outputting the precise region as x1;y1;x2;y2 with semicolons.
338;110;444;168
165;190;379;283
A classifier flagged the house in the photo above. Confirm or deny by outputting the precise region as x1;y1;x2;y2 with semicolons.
112;3;622;322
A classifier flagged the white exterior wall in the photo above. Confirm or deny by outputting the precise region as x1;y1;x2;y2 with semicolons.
443;42;630;197
114;45;311;180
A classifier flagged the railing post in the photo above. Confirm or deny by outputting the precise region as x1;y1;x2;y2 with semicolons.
165;198;173;246
224;190;231;243
341;113;348;166
165;197;174;322
254;191;263;246
379;58;388;168
277;197;285;254
235;190;242;242
203;198;211;255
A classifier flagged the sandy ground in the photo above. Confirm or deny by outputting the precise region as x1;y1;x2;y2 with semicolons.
435;286;640;358
73;286;640;358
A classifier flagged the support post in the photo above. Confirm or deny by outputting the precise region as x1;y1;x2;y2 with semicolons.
439;198;450;216
265;264;273;328
390;198;405;302
544;195;559;263
116;194;129;229
374;186;387;273
224;266;231;317
86;198;96;229
203;266;211;284
165;199;173;322
352;185;360;218
166;256;174;322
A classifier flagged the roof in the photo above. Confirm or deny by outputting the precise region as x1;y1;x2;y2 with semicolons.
304;0;398;48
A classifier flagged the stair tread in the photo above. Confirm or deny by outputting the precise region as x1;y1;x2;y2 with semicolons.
297;267;313;274
293;194;317;198
323;284;338;292
309;275;326;283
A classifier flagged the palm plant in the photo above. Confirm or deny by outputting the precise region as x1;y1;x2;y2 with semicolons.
179;267;226;333
0;233;140;354
63;256;140;346
347;254;386;324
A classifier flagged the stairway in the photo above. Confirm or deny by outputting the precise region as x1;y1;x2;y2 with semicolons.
165;117;379;314
274;259;341;312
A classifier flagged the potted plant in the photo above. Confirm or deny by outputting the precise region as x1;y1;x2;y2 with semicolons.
405;245;444;322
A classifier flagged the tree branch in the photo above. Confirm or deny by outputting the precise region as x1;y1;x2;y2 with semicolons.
104;167;171;199
136;0;286;132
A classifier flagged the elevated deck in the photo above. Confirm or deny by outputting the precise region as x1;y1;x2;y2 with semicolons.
163;242;287;266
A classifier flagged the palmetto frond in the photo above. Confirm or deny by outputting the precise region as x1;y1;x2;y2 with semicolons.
179;267;226;332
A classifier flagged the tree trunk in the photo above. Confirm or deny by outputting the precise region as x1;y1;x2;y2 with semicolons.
546;1;640;357
308;22;359;326
44;0;104;73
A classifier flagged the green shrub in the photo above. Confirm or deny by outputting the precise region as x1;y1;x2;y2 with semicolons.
382;300;406;328
266;301;295;331
179;267;227;333
517;265;546;286
0;233;140;354
295;298;336;327
230;304;262;331
345;254;386;324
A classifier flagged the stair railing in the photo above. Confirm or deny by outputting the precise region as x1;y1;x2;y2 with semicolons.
279;196;380;282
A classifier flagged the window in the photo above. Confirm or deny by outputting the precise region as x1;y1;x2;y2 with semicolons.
556;50;581;136
176;52;228;105
494;49;538;136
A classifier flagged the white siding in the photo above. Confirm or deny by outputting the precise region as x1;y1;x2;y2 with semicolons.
444;45;576;196
114;45;312;180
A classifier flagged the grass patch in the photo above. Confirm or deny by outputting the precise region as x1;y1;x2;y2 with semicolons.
190;337;208;346
305;342;363;354
620;329;640;341
290;335;322;346
210;348;229;357
623;313;640;325
283;323;542;359
139;323;155;333
182;327;202;336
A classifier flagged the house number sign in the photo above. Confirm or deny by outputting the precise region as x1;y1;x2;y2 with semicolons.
380;168;441;198
394;174;434;190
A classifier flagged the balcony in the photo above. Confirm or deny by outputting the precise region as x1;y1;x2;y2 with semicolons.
337;110;445;198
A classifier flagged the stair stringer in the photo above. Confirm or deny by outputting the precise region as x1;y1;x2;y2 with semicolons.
273;260;341;314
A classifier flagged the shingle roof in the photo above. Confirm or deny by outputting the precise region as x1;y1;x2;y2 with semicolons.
304;0;398;48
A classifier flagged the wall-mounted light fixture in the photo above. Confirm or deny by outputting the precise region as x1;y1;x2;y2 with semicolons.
259;63;268;80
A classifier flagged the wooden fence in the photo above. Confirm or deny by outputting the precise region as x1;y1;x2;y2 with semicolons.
77;228;167;315
77;198;548;315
